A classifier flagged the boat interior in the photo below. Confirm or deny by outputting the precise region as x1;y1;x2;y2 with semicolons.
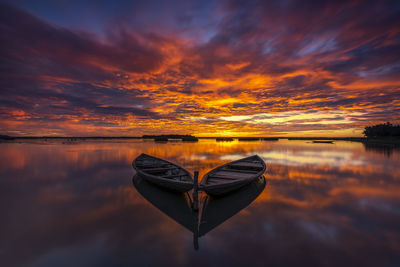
135;155;191;182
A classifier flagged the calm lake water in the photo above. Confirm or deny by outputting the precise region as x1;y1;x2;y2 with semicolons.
1;139;400;267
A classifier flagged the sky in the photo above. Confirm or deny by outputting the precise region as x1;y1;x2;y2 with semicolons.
0;0;399;137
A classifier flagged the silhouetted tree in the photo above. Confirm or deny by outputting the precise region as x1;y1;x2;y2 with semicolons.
363;122;400;138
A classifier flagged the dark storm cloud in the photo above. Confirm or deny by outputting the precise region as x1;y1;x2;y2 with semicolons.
0;76;161;120
0;2;168;125
215;0;400;70
3;4;165;71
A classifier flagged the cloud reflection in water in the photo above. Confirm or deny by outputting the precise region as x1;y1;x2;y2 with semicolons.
0;139;399;266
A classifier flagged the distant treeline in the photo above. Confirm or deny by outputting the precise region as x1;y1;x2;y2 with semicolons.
363;122;400;138
0;134;14;140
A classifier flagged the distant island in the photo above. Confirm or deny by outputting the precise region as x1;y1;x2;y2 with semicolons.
216;137;234;141
142;134;199;142
238;137;260;141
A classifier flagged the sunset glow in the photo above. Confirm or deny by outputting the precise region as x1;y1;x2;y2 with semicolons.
1;1;399;136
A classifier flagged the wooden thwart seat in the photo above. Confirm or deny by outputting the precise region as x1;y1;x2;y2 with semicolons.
221;168;259;173
230;162;263;168
208;176;238;180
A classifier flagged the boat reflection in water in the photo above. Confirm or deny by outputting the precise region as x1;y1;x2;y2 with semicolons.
132;174;196;233
132;173;266;250
199;175;266;236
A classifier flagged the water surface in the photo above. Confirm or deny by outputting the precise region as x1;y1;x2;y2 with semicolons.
1;139;400;266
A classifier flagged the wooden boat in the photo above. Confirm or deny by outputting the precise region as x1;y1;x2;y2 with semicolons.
199;155;266;196
132;153;193;192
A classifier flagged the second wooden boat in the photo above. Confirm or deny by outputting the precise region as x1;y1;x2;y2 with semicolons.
199;155;266;196
132;153;193;192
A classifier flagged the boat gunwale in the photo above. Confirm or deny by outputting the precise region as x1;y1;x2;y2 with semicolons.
133;153;193;184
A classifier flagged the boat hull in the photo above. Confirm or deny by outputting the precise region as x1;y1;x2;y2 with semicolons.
200;178;257;196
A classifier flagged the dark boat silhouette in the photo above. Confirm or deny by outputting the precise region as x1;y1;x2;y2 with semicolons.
132;153;193;192
199;155;266;196
132;174;199;249
132;174;196;231
199;175;266;236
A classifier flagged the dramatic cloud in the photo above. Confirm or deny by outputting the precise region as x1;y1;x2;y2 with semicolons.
0;0;399;136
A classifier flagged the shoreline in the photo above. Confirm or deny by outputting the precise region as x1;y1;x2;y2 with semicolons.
1;136;399;146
